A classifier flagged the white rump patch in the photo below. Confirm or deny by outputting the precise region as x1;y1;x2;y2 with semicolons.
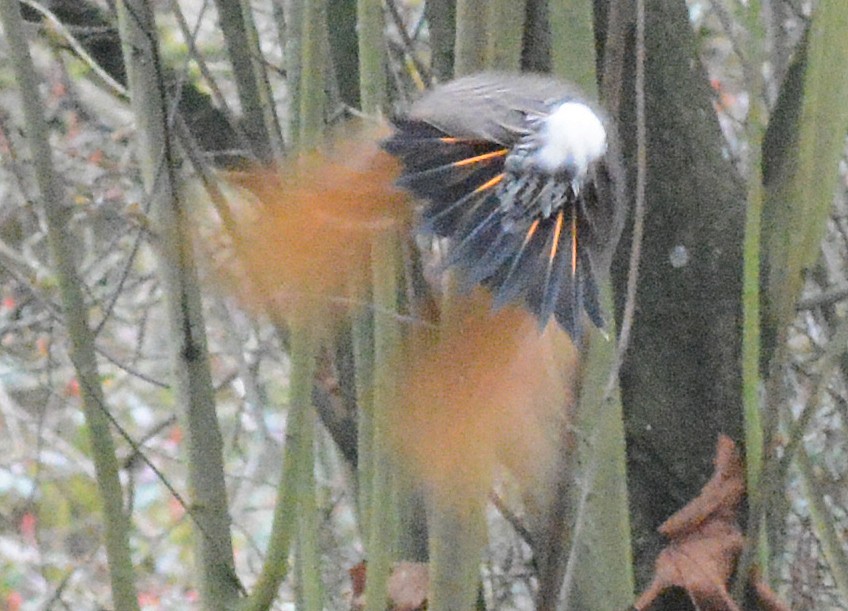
533;102;607;176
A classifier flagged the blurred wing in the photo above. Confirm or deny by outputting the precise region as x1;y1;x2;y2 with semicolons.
404;72;582;145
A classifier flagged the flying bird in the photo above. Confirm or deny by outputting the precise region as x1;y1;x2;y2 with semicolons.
382;72;627;342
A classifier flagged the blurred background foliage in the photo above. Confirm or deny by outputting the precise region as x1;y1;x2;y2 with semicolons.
0;0;846;610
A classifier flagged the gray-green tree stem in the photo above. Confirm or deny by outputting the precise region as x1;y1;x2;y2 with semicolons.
298;0;326;147
212;0;275;160
116;1;240;608
363;230;402;611
292;326;324;610
454;0;487;75
0;1;140;609
357;0;386;114
484;0;526;71
550;0;597;96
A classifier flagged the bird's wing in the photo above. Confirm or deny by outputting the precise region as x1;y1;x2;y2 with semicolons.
405;72;585;146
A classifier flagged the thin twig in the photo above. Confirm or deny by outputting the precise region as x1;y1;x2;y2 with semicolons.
384;0;432;87
707;0;751;78
796;445;848;601
736;310;848;597
165;0;256;159
19;0;128;98
93;227;146;337
489;491;534;550
796;283;848;310
604;0;647;401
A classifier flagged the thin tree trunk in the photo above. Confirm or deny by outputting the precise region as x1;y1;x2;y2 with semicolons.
280;0;304;147
0;1;140;609
602;0;747;589
425;0;456;81
212;0;275;160
521;0;550;72
529;4;632;606
328;0;361;109
357;0;386;114
484;0;526;72
362;230;403;611
550;0;597;94
299;0;327;146
453;0;487;75
763;2;848;354
240;0;286;156
116;1;240;608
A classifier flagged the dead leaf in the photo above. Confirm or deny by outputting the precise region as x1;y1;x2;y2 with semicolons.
349;561;367;605
634;434;789;611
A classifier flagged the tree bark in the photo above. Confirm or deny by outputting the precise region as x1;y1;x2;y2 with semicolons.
453;0;487;75
425;0;456;81
600;0;746;588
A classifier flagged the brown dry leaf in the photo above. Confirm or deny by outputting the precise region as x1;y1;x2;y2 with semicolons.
634;434;788;611
349;561;367;606
349;561;429;611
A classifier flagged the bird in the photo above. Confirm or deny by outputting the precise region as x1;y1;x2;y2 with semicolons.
381;72;627;343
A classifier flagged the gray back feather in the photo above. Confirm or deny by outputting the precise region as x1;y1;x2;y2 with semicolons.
407;72;586;145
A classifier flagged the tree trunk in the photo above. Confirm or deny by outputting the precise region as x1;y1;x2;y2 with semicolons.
601;0;746;588
116;1;240;608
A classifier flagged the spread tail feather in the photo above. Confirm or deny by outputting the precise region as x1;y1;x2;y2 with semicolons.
383;119;605;340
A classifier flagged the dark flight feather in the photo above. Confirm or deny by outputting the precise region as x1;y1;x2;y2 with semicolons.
382;72;626;341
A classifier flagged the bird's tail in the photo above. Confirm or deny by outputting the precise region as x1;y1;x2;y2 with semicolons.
383;119;604;341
